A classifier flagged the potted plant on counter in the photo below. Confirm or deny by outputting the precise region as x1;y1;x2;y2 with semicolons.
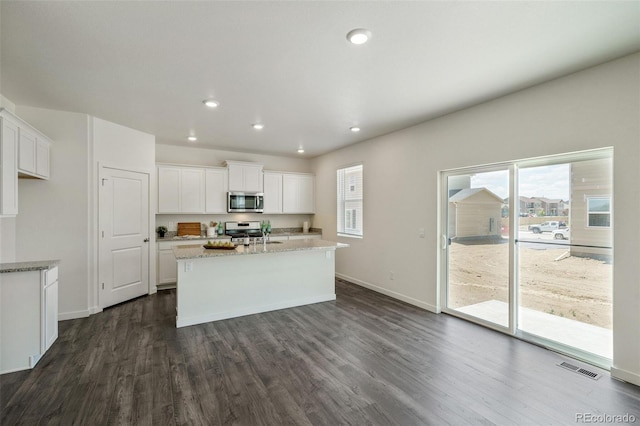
157;226;168;238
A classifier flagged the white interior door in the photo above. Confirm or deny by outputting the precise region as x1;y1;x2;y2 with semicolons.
99;166;150;308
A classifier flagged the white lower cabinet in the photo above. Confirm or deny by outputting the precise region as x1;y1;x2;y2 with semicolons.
158;245;178;285
43;279;59;352
0;265;59;375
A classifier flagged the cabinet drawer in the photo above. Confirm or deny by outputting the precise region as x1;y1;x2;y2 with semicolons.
45;267;58;286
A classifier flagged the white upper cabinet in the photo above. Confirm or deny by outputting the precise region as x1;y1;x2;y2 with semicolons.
36;140;50;178
263;171;283;214
282;173;315;214
157;165;205;213
180;168;205;213
16;118;51;180
18;127;36;174
1;111;19;216
204;167;228;214
226;161;263;192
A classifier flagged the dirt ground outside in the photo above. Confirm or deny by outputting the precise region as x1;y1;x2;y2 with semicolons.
448;240;612;329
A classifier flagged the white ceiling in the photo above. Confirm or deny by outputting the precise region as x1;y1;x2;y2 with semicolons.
1;1;639;158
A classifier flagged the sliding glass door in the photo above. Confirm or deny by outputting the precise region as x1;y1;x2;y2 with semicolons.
516;156;612;364
444;167;512;329
442;148;613;367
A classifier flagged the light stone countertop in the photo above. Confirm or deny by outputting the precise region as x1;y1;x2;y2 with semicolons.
0;259;60;274
156;228;322;242
173;239;348;260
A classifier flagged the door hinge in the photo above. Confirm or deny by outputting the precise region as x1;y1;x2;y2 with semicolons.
101;282;104;290
102;231;104;238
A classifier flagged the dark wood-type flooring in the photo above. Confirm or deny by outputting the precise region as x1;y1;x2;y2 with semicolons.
2;279;639;425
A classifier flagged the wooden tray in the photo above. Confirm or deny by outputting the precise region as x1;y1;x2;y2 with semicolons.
203;245;237;250
177;222;201;236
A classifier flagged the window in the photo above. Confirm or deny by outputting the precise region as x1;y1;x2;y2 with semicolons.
345;208;357;230
587;197;611;227
337;164;363;237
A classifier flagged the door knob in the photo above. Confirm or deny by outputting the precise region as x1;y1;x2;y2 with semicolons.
144;238;149;243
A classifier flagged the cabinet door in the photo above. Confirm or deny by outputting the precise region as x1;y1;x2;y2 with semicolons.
283;174;315;214
282;174;299;213
180;168;205;213
1;118;19;216
263;172;283;213
298;174;315;213
205;168;228;213
227;165;244;192
36;139;50;179
18;127;36;174
243;165;263;192
44;281;59;351
228;163;263;192
158;250;177;284
157;167;181;213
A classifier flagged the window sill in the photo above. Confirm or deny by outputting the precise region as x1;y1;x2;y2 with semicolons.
338;233;363;239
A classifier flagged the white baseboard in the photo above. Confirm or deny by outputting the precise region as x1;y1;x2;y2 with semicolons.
611;366;640;387
176;294;336;328
58;307;99;321
335;273;439;313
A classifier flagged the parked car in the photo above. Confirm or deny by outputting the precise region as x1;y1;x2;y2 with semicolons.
553;228;570;240
528;221;567;234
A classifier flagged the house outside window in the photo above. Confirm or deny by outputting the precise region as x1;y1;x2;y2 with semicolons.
345;208;357;231
587;196;611;227
337;164;363;237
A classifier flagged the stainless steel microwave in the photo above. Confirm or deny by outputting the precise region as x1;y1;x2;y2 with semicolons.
228;192;264;213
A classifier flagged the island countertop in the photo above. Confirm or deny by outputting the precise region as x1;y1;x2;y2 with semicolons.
0;259;60;274
173;239;348;260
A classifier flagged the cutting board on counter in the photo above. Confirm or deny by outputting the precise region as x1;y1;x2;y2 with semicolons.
177;222;201;236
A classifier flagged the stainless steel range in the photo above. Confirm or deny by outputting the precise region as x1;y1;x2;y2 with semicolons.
225;221;263;243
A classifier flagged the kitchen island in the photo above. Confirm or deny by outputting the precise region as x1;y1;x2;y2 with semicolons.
173;239;348;327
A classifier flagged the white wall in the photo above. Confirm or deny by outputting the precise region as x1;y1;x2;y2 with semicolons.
155;144;316;230
312;53;640;385
14;106;91;320
156;144;312;173
92;117;156;306
0;94;17;262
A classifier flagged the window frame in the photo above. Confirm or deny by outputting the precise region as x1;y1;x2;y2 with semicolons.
586;196;612;228
337;163;363;238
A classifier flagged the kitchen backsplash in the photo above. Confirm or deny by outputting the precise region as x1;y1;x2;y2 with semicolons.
156;213;314;232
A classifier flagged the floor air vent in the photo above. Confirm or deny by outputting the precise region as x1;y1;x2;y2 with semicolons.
557;361;601;380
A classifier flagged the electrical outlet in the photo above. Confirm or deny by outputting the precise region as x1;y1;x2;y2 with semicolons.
185;262;193;272
418;228;425;238
389;271;395;280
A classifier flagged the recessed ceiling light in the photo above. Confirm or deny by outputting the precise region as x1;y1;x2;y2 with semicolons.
187;136;197;142
203;99;219;108
346;28;372;45
350;126;361;132
252;123;264;130
297;148;305;154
